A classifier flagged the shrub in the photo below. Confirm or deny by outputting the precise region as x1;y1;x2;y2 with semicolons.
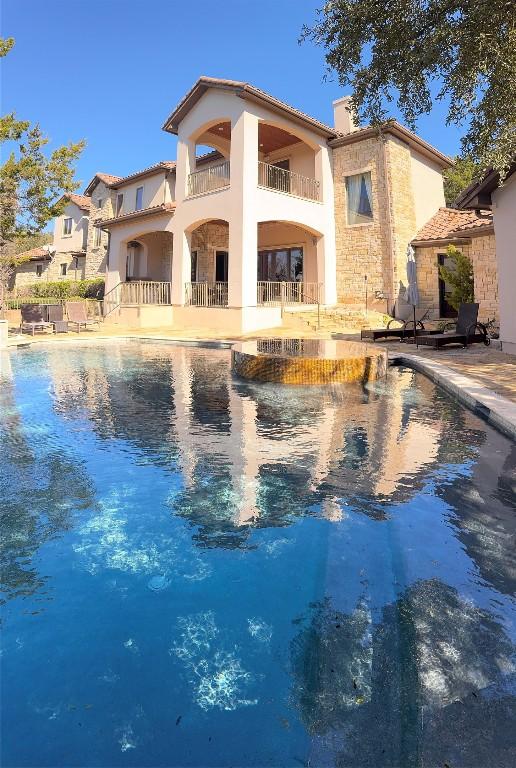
22;278;105;300
438;245;474;311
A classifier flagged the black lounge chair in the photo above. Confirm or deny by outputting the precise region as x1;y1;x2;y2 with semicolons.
415;303;490;350
361;309;432;342
20;304;53;336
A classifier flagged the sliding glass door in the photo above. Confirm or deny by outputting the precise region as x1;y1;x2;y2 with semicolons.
257;247;303;282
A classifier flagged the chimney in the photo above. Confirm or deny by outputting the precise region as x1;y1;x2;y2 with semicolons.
333;95;357;135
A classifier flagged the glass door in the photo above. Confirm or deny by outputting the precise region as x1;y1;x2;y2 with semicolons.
215;251;228;282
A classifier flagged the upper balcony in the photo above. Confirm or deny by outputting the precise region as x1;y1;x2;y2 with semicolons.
184;117;323;204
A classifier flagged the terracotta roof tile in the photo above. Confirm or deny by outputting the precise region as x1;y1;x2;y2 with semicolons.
109;161;175;188
67;193;91;211
413;207;493;243
16;246;51;261
96;173;122;185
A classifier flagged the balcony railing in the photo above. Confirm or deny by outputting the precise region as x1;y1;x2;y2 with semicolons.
187;161;230;197
257;281;322;306
120;281;171;305
258;161;320;201
185;282;229;307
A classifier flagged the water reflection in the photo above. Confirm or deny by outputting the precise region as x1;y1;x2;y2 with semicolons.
0;377;95;601
292;580;516;767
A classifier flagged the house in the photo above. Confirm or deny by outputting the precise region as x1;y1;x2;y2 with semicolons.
411;207;497;322
11;194;91;289
95;76;450;332
455;163;516;353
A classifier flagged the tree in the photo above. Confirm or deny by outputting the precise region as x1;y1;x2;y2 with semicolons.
302;0;516;178
443;156;481;206
0;37;85;309
438;245;474;310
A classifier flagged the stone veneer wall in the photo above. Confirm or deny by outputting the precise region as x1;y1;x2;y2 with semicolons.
333;137;390;306
415;233;498;321
85;181;117;278
332;134;419;310
12;254;87;291
191;222;229;281
384;136;418;301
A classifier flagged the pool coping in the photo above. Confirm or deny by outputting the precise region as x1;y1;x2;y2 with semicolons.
6;334;516;441
390;352;516;441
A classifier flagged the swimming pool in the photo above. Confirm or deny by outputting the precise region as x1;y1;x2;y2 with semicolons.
1;341;515;767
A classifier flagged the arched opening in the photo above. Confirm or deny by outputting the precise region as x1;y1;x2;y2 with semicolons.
188;120;231;198
186;219;230;306
123;231;174;283
257;122;320;201
257;221;323;304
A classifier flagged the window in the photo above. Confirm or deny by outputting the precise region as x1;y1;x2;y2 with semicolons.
36;264;43;277
63;217;72;236
116;193;124;216
345;172;373;224
97;198;103;209
257;247;303;282
94;226;102;247
135;186;144;211
191;250;198;282
60;263;67;276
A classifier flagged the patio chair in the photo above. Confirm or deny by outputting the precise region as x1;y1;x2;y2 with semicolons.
65;301;100;332
20;304;53;336
360;308;433;342
415;302;490;350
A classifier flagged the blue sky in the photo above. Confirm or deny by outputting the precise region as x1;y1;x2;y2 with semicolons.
2;0;462;193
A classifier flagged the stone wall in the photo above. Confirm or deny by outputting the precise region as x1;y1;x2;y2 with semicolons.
333;137;390;306
85;180;117;278
332;134;420;311
415;234;499;321
12;254;86;291
191;222;229;281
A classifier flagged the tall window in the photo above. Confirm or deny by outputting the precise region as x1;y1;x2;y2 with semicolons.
36;264;43;277
116;193;124;216
191;250;198;282
63;217;72;235
60;263;67;276
135;186;144;211
94;226;102;247
97;198;103;209
345;172;373;224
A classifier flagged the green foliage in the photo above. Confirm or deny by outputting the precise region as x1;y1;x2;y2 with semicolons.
13;231;53;254
443;156;481;206
0;38;85;244
302;0;516;178
21;278;105;300
438;245;474;311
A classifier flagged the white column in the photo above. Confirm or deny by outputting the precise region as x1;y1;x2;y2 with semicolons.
171;229;191;306
228;109;259;307
315;146;337;306
175;136;196;204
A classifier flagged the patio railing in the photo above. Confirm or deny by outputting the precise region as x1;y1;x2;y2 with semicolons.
187;161;230;197
185;281;229;307
257;281;322;306
258;161;320;201
120;281;171;305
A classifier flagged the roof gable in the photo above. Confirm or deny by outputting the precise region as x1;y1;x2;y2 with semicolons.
162;76;338;138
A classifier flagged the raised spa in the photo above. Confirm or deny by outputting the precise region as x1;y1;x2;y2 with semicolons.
231;338;388;384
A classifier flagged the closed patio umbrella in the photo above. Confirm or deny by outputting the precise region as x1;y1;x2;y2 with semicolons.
404;244;419;345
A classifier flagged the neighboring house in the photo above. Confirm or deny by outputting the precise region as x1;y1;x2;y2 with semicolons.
412;207;497;322
455;163;516;353
11;194;91;290
93;76;450;332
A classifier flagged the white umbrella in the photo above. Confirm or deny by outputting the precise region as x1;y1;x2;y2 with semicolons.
404;244;419;344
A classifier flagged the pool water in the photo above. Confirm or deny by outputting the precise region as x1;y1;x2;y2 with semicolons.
1;341;515;767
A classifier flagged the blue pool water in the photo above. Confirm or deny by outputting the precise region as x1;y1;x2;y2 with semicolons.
1;341;515;767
